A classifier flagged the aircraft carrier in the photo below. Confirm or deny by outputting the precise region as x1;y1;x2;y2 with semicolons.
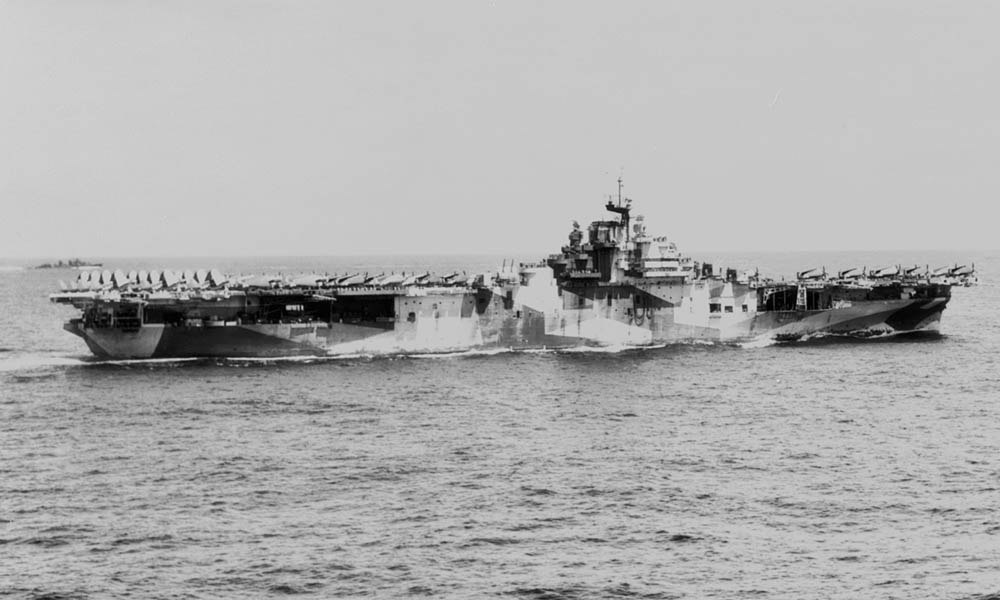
50;181;962;359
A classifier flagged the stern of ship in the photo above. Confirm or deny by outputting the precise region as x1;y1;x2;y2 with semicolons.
69;323;165;359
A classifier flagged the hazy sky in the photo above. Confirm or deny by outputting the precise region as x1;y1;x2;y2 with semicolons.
2;1;998;258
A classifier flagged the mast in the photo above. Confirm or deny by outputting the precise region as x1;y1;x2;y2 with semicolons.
604;176;631;242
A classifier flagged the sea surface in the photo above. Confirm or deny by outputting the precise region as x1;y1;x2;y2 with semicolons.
2;251;999;600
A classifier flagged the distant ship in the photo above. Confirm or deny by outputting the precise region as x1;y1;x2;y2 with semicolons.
35;258;102;270
50;180;961;359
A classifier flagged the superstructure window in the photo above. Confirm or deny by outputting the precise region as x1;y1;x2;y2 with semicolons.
709;303;721;313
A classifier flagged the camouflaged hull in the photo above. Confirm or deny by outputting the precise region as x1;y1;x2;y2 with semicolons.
62;268;949;359
53;180;956;359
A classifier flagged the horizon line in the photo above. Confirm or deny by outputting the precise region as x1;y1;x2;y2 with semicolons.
2;246;996;265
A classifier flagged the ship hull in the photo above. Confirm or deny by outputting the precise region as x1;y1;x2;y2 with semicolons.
51;182;957;360
63;294;948;359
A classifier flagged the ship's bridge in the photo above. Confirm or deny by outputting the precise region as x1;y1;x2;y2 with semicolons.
547;178;694;283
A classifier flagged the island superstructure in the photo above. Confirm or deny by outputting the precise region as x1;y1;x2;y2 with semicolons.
50;181;958;358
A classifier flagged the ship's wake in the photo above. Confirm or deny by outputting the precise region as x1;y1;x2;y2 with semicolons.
742;328;945;349
1;330;945;374
0;344;681;373
409;343;681;359
738;337;780;349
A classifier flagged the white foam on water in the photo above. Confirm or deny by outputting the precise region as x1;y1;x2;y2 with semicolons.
235;353;375;364
520;347;557;354
754;327;931;346
5;336;860;373
100;357;203;366
739;336;779;349
408;347;517;359
401;341;699;359
555;342;670;354
840;328;915;340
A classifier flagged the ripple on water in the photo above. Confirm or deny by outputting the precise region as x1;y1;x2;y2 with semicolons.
2;259;1000;599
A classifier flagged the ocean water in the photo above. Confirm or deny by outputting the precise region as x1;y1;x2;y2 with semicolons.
2;251;999;600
